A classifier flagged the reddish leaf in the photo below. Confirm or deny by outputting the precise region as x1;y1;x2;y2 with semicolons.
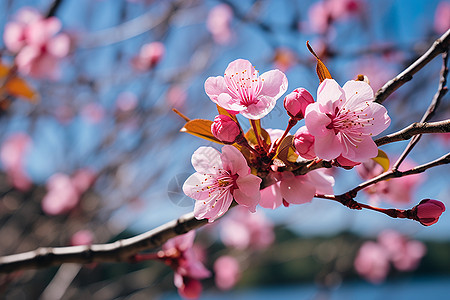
306;41;332;83
181;119;223;144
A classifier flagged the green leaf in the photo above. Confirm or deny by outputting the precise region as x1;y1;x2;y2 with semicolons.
372;149;390;172
181;119;224;144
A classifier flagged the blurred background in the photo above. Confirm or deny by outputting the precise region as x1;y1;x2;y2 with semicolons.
0;0;449;299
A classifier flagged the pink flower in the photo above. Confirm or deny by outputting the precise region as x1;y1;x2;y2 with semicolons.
259;169;334;209
220;206;274;250
284;88;314;120
71;230;94;246
183;146;262;222
414;199;446;226
211;115;240;143
293;126;316;160
377;230;426;271
206;4;233;45
205;59;288;119
357;159;423;205
4;7;70;79
131;41;165;71
0;133;32;191
162;231;211;299
71;168;96;193
42;173;80;215
434;2;450;34
354;241;390;284
214;256;241;290
305;79;390;162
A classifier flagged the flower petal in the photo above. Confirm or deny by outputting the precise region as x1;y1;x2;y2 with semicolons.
341;136;378;162
316;79;345;113
183;173;210;200
205;76;229;103
236;174;262;196
306;169;335;195
191;147;223;173
305;103;333;137
314;131;343;160
342;80;374;108
233;189;259;212
259;183;282;209
194;191;233;222
221;145;250;175
280;175;315;204
259;69;288;99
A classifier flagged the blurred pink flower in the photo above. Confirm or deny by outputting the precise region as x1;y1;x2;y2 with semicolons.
207;4;233;45
377;230;426;271
161;231;211;299
214;255;241;290
434;2;450;34
131;41;165;71
305;79;390;162
42;173;79;215
354;241;390;284
260;169;334;209
116;91;138;112
220;206;274;250
81;103;105;123
71;168;96;193
4;7;70;79
71;230;94;246
166;85;187;110
183;146;262;222
205;59;288;119
0;133;32;191
357;159;423;205
308;1;332;34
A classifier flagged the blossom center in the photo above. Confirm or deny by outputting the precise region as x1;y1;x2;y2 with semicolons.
224;68;263;106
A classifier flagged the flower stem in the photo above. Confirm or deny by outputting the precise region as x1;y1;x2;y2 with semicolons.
269;118;297;157
250;119;265;151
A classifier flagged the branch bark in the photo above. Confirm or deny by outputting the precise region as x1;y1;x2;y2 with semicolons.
374;29;450;104
375;119;450;146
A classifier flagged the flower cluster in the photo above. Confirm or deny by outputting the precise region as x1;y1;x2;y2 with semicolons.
3;7;70;79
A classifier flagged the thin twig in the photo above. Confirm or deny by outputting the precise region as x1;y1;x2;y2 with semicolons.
374;119;450;147
392;51;449;170
374;29;450;104
46;0;64;18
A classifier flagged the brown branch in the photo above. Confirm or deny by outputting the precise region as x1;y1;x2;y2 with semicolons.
374;119;450;146
392;51;449;170
0;212;207;273
374;29;450;104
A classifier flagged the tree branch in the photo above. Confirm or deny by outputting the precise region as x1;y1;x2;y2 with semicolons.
392;51;449;170
374;29;450;104
0;212;207;273
375;119;450;146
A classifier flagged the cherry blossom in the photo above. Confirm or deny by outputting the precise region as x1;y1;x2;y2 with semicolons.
305;79;390;162
183;145;262;222
4;7;70;79
414;199;446;226
204;59;288;119
354;241;390;284
131;41;165;71
206;4;233;45
214;256;241;290
211;115;240;143
259;169;334;209
220;206;274;250
434;1;450;34
42;173;80;215
293;126;316;160
161;231;210;299
0;133;32;191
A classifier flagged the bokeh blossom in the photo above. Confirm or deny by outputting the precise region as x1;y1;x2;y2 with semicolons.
161;231;210;299
206;4;233;45
0;133;32;191
220;206;274;250
4;7;70;79
305;79;390;162
214;255;241;291
131;41;165;71
205;59;288;119
183;145;262;222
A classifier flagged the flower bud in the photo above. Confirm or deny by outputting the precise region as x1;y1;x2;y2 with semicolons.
415;199;445;226
283;88;314;119
293;126;316;159
211;115;240;143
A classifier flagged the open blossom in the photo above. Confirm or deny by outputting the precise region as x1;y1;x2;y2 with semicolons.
260;169;334;209
162;231;211;299
183;145;262;222
354;241;390;284
305;79;390;162
205;59;288;119
220;206;274;250
4;7;70;79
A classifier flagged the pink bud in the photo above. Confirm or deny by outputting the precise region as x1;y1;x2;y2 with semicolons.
293;126;316;159
211;115;240;143
415;199;446;226
284;88;314;119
